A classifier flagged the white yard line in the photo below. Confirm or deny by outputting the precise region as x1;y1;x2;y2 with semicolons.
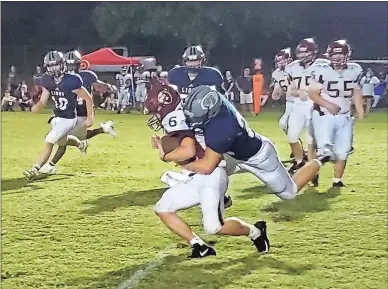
116;246;174;289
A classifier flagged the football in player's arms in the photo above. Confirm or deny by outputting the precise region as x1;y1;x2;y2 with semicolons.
153;130;204;165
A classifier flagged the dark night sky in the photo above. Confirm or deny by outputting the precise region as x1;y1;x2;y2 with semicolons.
1;1;387;74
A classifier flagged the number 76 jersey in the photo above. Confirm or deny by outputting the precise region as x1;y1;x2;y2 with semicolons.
309;62;363;114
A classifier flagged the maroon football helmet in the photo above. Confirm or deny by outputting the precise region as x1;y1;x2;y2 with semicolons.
145;78;181;131
295;38;318;65
275;47;293;70
326;39;352;69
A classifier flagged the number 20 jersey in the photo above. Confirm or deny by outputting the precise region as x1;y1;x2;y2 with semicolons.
40;73;83;119
310;62;363;114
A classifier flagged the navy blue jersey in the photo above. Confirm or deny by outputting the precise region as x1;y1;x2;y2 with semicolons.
168;66;223;95
203;101;262;161
77;70;98;117
41;73;83;119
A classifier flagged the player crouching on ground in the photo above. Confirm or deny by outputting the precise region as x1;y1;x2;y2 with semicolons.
23;51;93;180
308;40;364;187
39;50;116;175
145;80;269;259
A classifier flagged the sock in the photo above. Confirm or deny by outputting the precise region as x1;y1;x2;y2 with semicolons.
248;225;261;240
189;235;205;247
333;178;341;183
86;128;103;139
313;159;323;167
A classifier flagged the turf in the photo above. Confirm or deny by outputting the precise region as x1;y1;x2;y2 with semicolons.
1;110;387;289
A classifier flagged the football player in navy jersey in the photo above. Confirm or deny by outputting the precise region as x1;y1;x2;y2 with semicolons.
23;51;94;180
181;86;331;200
39;50;117;175
168;45;224;98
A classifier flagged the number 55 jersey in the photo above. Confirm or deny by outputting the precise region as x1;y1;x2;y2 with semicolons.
309;61;363;114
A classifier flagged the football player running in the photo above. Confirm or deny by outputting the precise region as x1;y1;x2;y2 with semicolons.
283;38;327;179
180;86;331;201
116;66;132;113
308;39;364;187
23;51;93;180
168;45;224;98
39;50;116;175
145;80;270;259
271;48;295;148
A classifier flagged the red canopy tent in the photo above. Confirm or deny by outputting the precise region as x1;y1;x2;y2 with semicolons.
81;48;141;72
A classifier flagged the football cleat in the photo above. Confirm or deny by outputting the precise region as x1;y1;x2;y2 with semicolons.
79;140;89;156
288;160;305;175
39;163;57;175
224;194;233;209
188;243;216;259
23;166;40;180
100;120;117;137
251;221;270;254
332;181;345;188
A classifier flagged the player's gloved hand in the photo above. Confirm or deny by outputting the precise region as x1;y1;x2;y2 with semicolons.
326;103;341;115
84;117;93;128
151;135;161;149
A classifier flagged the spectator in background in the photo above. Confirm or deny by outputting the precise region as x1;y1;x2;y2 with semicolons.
1;89;16;112
15;83;33;111
253;58;264;115
236;67;254;116
360;68;380;116
33;65;44;85
372;72;387;108
8;65;18;95
221;70;238;107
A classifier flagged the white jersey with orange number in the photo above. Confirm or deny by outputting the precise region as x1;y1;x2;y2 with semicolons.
309;61;363;114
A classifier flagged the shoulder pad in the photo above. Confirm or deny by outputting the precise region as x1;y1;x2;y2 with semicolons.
347;62;363;71
312;58;331;66
65;73;83;88
203;66;223;78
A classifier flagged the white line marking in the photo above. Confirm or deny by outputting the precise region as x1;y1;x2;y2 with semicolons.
116;246;174;289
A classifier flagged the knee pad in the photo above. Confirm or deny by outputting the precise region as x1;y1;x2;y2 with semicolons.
334;151;349;161
287;129;302;144
154;200;175;214
203;221;222;235
276;180;298;200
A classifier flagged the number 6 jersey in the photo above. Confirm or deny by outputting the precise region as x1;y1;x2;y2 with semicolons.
309;61;363;114
41;73;83;119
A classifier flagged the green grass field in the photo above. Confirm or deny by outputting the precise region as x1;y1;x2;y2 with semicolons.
1;110;387;289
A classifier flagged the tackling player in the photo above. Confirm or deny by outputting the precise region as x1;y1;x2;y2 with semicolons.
308;39;364;187
180;86;332;201
23;51;93;180
145;80;269;258
39;50;116;175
